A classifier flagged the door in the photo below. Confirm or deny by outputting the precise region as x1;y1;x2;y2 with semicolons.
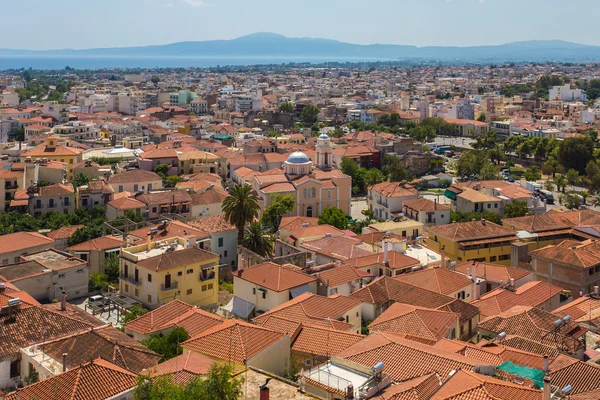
134;269;139;283
165;274;171;289
306;206;313;218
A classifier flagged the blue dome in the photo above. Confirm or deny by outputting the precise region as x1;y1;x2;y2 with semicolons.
318;133;330;140
287;151;310;164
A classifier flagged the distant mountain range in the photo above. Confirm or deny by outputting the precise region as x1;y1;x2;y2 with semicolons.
2;33;600;63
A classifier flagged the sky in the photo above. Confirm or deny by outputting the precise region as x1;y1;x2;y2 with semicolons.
2;0;600;50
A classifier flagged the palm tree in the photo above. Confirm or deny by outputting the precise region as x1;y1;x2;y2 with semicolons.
592;197;600;208
222;184;259;245
581;190;589;204
363;168;385;188
554;175;567;193
243;222;275;258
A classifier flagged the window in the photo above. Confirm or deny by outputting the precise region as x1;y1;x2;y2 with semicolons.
345;316;349;323
79;253;88;261
58;273;65;279
218;238;224;247
134;184;139;192
356;312;359;317
224;250;228;258
494;203;498;208
135;288;139;297
118;185;123;193
253;288;256;295
208;283;213;290
152;207;157;213
202;285;207;292
487;204;491;209
441;214;444;218
10;360;19;378
330;288;338;295
327;191;331;199
457;291;466;300
499;254;510;261
262;290;266;299
490;256;497;262
147;274;152;282
148;294;152;303
187;289;193;295
177;271;182;276
148;183;152;191
187;268;194;274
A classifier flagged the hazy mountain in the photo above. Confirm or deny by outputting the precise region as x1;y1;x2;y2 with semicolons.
2;33;600;62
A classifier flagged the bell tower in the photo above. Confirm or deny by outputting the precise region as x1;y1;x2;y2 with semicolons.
316;133;332;170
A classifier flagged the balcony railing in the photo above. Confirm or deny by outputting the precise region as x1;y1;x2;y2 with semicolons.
200;271;215;282
119;274;142;286
161;281;178;291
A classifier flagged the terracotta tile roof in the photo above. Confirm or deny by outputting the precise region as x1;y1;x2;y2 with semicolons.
454;261;531;284
553;295;600;329
107;169;162;184
6;358;138;400
430;369;542;400
433;338;548;370
530;239;600;269
503;210;600;233
262;182;296;193
40;325;160;373
350;277;479;324
190;188;229;205
135;247;218;271
289;224;344;240
146;351;216;383
369;182;419;198
0;231;54;255
547;354;600;395
258;315;303;337
253;293;360;331
354;231;405;245
47;225;85;240
0;305;97;358
188;214;236;233
279;216;320;231
181;319;286;365
125;300;224;337
428;220;518;242
379;373;441;400
291;324;365;357
136;191;192;206
107;196;147;210
403;198;451;212
370;303;459;343
457;187;500;203
472;281;564;318
478;306;585;356
66;235;125;252
300;236;372;261
572;388;600;399
394;267;473;297
41;302;105;327
127;220;209;244
337;332;479;383
316;264;362;287
235;262;316;292
22;142;84;157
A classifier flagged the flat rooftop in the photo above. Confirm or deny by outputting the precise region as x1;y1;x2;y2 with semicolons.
125;242;186;261
24;249;86;270
303;362;370;397
0;261;48;281
404;244;442;267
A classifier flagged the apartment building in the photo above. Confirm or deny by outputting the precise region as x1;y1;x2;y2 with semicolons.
368;181;419;221
119;237;220;309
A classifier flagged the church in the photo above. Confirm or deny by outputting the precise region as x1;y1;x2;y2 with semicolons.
250;133;352;218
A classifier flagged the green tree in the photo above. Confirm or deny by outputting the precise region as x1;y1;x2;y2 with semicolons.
381;154;413;182
455;150;487;178
89;272;109;292
555;175;567;193
154;164;171;178
480;163;499;180
542;160;558;178
142;327;189;362
222;184;260;245
165;175;183;188
243;222;275;258
450;211;501;225
151;76;160;84
363;168;386;188
278;102;294;113
68;225;104;246
11;127;25;142
545;181;555;192
566;168;580;188
73;173;90;188
524;166;542;182
318;206;348;230
261;194;295;232
121;304;148;325
586;160;600;193
503;201;529;218
558;137;594;174
300;104;320;124
581;190;589;204
103;255;120;282
133;363;242;400
477;114;486;122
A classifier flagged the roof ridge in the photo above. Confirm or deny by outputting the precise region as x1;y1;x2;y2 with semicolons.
412;309;438;342
69;363;84;400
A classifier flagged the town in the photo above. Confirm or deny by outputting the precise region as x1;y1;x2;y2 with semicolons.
0;61;599;400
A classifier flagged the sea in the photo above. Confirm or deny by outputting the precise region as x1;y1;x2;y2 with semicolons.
0;56;390;70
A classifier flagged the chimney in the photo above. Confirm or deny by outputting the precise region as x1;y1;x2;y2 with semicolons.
440;246;446;269
543;377;551;400
543;354;549;373
595;286;599;296
472;263;477;283
383;240;389;264
510;278;515;288
146;233;152;251
260;379;271;400
62;353;68;372
60;290;66;312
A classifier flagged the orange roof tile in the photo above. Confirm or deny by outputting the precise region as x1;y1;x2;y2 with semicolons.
394;267;473;297
235;262;316;292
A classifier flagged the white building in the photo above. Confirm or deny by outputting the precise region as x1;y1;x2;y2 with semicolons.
549;84;587;102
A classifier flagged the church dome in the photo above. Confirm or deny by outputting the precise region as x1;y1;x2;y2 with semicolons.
286;151;310;164
318;133;330;140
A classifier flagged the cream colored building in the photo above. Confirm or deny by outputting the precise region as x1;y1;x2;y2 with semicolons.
119;237;219;309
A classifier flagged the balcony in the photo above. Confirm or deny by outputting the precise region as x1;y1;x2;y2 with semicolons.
119;274;142;286
160;281;178;292
200;271;215;282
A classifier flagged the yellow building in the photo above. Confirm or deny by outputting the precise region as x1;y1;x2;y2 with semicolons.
119;237;219;309
21;136;83;180
367;219;424;238
426;219;518;265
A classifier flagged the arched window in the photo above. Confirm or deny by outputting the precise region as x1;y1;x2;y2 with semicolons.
311;188;316;198
306;206;313;218
303;188;308;198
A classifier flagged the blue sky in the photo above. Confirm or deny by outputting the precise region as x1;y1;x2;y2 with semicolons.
3;0;599;49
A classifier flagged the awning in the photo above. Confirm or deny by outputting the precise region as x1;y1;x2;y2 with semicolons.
221;296;254;319
9;199;28;207
290;284;312;298
444;189;457;200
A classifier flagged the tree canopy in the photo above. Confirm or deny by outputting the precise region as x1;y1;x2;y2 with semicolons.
142;327;189;362
318;207;348;230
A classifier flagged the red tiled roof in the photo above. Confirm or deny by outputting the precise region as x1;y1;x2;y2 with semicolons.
235;262;316;292
0;231;54;255
291;324;364;357
394;267;473;297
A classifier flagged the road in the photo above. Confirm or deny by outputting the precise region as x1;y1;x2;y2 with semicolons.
434;136;475;149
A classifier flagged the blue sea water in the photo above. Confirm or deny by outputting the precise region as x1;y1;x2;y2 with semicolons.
0;55;389;70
